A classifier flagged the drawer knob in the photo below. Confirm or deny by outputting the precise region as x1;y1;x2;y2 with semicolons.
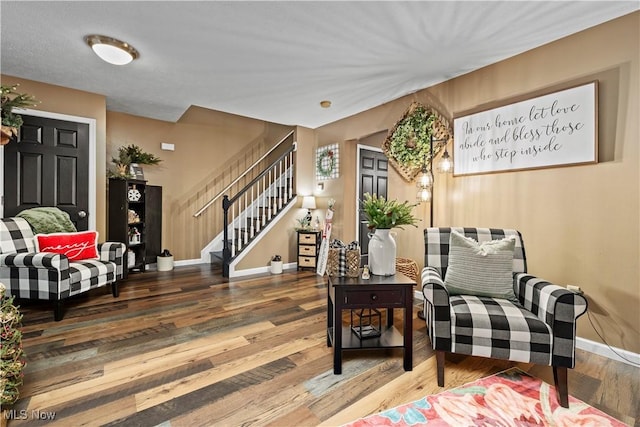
371;293;377;301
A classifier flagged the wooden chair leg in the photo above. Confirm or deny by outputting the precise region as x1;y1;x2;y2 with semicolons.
54;300;64;321
553;366;569;408
111;282;119;298
436;350;445;387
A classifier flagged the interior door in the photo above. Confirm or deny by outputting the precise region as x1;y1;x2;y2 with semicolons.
358;148;388;262
3;114;90;230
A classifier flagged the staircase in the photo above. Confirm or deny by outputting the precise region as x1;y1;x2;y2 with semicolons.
195;131;297;277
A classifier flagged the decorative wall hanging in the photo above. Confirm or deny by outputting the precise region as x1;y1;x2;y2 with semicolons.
453;81;598;176
316;144;339;180
382;102;454;182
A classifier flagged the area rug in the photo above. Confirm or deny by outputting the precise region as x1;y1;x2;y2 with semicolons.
343;368;627;427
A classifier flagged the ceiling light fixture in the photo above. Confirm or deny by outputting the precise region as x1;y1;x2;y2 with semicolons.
320;100;332;108
84;34;139;65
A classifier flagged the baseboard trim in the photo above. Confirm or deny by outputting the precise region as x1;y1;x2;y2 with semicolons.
174;258;205;267
576;337;640;367
230;262;297;278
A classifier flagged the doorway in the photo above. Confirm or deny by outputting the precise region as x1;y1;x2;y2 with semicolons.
356;144;388;264
1;109;96;230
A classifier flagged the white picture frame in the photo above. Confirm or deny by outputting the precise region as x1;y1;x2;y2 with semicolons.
453;81;598;176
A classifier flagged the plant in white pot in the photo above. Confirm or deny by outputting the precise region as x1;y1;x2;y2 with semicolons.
361;193;419;276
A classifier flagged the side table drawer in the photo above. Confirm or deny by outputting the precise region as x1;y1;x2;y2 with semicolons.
298;256;316;267
299;233;318;245
299;245;316;256
345;289;405;306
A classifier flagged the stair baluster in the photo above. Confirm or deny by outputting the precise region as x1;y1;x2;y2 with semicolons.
221;143;297;277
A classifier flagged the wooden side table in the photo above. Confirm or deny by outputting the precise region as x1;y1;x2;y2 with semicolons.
327;272;416;374
297;230;321;271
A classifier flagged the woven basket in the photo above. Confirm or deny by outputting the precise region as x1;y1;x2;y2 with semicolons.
327;248;361;277
396;257;419;282
382;102;454;182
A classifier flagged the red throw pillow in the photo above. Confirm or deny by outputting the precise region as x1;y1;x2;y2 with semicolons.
35;231;99;261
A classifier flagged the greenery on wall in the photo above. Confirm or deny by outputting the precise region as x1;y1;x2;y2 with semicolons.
388;104;437;170
382;101;452;182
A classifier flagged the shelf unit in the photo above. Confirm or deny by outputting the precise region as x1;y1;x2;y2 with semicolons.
108;178;162;276
297;230;321;271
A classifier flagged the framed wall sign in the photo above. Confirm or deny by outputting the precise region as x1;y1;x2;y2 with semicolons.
453;81;598;176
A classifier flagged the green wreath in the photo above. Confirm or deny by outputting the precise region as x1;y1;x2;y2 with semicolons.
389;105;437;169
317;148;335;177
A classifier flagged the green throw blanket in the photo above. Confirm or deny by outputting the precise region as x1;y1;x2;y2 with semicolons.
16;207;77;234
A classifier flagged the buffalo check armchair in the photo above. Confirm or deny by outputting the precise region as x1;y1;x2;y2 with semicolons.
421;227;588;408
0;217;125;321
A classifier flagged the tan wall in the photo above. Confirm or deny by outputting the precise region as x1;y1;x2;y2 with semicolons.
1;75;108;235
315;12;640;353
106;111;292;261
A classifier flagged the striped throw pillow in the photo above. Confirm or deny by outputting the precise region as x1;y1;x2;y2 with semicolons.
443;230;518;303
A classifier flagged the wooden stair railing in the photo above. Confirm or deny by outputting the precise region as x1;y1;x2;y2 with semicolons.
222;144;296;277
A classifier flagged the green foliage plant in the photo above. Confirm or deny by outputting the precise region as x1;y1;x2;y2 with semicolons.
361;193;420;231
1;84;39;129
108;144;162;179
118;144;162;165
1;84;39;144
389;104;437;169
0;282;27;407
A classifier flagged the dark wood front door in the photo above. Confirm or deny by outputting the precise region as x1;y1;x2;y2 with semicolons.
358;148;388;260
3;114;90;230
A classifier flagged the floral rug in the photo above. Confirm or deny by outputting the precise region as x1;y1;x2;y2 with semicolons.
343;368;627;426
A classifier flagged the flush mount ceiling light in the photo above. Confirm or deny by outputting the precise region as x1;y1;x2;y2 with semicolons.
319;100;332;108
84;34;139;65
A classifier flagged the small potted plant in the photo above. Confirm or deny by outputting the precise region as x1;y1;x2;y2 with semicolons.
361;193;419;276
108;144;162;179
1;84;39;145
270;255;283;274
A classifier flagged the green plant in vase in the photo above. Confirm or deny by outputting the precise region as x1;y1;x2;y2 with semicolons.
361;193;419;276
361;193;419;231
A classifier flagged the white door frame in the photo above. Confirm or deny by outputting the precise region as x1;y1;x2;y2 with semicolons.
0;109;97;230
355;144;383;244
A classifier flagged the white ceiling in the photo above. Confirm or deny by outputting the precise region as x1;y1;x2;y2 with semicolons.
1;1;638;129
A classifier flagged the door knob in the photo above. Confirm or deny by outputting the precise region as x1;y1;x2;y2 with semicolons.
78;211;87;218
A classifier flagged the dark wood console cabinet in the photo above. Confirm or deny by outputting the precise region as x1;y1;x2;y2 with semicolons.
108;178;162;276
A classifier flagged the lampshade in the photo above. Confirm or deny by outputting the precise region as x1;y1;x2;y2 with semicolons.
302;196;316;210
417;187;432;202
416;169;433;189
85;34;139;65
437;149;453;173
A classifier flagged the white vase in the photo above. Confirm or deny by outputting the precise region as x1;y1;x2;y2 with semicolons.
368;229;396;276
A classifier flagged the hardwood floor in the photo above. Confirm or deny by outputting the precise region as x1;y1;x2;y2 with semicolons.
7;265;639;426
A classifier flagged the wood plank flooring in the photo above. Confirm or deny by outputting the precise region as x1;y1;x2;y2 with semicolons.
6;265;639;426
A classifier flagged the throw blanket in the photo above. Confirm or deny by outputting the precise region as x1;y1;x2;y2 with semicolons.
16;207;77;234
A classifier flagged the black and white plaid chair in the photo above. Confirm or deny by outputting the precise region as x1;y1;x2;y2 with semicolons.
0;217;125;321
422;227;588;408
